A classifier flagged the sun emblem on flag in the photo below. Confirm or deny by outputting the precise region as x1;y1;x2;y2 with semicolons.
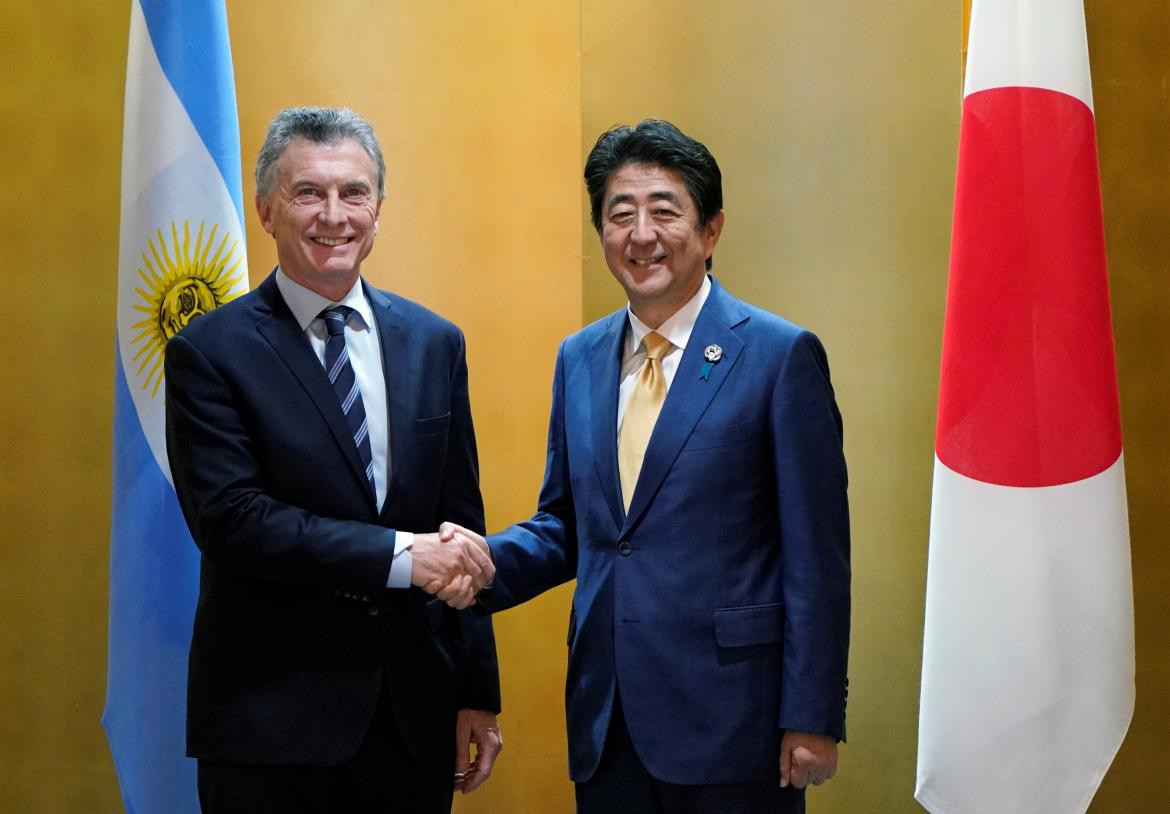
130;220;244;397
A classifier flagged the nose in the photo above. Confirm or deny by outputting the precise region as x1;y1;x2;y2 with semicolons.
318;191;345;226
630;210;655;245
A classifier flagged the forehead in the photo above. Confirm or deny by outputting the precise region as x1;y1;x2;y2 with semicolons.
277;137;377;182
604;162;691;207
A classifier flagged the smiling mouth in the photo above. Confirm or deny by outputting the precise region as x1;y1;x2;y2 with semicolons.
629;256;665;266
312;237;352;247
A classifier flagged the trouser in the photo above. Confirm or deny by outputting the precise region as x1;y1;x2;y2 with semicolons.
198;681;453;814
575;691;805;814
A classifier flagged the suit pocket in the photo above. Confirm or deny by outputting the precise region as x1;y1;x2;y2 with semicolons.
713;602;785;648
683;420;754;452
416;412;451;436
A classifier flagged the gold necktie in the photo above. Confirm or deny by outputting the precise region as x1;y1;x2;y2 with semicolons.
618;331;673;510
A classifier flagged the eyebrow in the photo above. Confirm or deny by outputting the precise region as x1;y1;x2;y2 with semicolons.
289;177;372;190
606;189;683;209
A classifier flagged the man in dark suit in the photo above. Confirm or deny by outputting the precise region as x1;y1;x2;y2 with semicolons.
165;107;502;813
440;120;850;813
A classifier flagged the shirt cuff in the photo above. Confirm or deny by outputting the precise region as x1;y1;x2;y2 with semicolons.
386;531;414;589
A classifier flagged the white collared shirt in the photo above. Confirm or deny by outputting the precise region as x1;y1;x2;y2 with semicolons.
618;274;712;432
275;269;412;588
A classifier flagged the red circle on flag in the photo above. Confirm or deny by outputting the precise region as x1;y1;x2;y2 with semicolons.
936;87;1122;487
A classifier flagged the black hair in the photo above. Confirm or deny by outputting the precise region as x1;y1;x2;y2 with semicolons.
584;119;723;269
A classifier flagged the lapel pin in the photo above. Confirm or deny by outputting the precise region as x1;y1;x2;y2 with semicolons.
700;344;723;381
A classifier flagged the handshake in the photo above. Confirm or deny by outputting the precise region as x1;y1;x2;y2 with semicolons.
409;522;492;609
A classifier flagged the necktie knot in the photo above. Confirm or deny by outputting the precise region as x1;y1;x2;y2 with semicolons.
642;331;672;362
320;305;354;337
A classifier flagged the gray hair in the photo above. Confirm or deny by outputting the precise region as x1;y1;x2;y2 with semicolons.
254;106;387;199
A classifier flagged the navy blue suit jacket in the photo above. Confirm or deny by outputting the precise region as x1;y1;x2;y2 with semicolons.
485;277;849;785
165;271;499;767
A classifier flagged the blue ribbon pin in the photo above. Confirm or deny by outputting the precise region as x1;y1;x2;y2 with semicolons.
700;344;723;381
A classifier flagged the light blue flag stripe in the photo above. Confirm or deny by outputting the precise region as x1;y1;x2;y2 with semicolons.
137;0;244;225
107;352;201;814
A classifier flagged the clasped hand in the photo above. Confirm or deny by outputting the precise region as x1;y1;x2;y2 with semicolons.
410;522;492;608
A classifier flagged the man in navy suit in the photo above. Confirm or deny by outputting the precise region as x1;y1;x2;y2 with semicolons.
440;120;850;813
165;107;502;813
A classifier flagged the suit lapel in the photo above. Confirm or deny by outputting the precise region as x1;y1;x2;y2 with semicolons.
365;283;409;517
621;280;748;534
589;313;627;532
253;272;378;511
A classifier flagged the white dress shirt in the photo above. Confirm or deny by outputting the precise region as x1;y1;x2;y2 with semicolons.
618;274;712;431
275;269;413;588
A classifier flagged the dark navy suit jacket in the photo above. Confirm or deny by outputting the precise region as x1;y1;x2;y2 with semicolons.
485;277;849;785
165;271;499;768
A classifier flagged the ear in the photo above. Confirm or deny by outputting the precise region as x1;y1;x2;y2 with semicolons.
704;210;725;254
255;194;275;235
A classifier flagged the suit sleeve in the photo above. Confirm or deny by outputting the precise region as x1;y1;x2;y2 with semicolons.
482;340;579;611
165;331;397;596
440;330;501;713
772;331;851;741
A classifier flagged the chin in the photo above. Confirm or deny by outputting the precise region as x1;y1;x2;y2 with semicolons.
621;264;669;285
312;258;359;276
628;276;674;299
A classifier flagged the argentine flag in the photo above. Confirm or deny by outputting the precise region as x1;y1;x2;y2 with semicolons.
104;1;247;811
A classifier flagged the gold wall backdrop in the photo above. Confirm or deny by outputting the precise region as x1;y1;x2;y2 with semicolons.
0;3;127;809
1;1;1168;812
1086;0;1170;808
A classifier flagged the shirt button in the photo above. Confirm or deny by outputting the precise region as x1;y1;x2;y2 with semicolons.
367;605;380;617
617;541;632;556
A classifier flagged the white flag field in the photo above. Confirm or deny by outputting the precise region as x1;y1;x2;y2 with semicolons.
916;1;1134;813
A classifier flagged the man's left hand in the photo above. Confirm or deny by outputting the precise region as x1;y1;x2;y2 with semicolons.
780;730;837;788
454;708;502;794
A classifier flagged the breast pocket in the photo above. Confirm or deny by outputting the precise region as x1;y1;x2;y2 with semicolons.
683;420;754;452
416;412;451;436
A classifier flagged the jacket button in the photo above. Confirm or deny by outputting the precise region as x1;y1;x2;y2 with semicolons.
617;541;632;556
367;605;380;617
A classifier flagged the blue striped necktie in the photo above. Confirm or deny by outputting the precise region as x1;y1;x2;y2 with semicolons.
320;306;376;499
